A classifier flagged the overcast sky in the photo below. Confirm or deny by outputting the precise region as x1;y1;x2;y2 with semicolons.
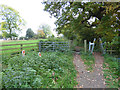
0;0;57;37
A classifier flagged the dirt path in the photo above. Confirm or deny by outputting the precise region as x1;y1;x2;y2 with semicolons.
73;52;106;88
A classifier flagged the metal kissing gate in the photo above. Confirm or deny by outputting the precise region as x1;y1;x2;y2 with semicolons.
89;38;96;53
89;38;106;54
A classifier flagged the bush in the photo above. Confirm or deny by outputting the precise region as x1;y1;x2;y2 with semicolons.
46;37;68;42
19;37;28;40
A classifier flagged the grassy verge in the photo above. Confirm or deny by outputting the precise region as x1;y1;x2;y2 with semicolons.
103;54;118;88
1;51;77;88
79;50;95;72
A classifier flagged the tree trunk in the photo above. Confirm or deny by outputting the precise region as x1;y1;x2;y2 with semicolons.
9;23;12;40
10;29;12;40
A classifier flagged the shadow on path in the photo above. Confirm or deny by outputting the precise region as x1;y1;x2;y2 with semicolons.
73;52;106;88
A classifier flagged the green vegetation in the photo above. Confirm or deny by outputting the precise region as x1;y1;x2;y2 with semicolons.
43;2;120;55
1;39;47;55
79;50;95;72
103;54;118;88
26;28;35;39
2;39;41;45
0;2;119;88
0;4;25;39
2;51;77;88
39;24;52;37
1;38;69;55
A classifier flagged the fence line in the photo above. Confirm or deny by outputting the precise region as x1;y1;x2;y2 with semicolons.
0;42;36;46
1;41;70;55
0;42;38;55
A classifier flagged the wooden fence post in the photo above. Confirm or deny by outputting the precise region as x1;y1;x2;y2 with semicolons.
68;41;70;48
110;47;112;55
84;40;87;53
53;42;55;51
39;42;41;52
21;44;23;51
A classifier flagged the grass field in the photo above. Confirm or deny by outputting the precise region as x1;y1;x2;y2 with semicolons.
1;39;47;55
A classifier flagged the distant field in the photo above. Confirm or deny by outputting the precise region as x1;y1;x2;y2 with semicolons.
1;39;47;45
1;39;47;55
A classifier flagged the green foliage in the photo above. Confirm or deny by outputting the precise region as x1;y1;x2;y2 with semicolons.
70;39;84;50
2;51;77;88
1;54;11;65
39;24;52;37
39;37;68;42
11;33;18;37
19;37;28;40
103;54;118;88
36;30;46;39
43;2;120;46
2;31;18;39
0;4;25;39
26;28;35;39
0;34;3;39
2;31;9;38
48;37;67;42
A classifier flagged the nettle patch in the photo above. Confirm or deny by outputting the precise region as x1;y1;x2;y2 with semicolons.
2;51;77;88
103;54;118;88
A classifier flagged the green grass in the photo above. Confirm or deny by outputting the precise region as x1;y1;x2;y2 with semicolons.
79;50;95;72
103;54;118;88
1;39;47;55
1;51;77;88
1;39;39;45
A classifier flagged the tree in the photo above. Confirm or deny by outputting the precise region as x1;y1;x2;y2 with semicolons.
0;4;25;40
2;31;10;38
43;2;120;42
39;24;52;37
0;34;3;39
37;29;45;38
26;28;35;39
2;31;18;39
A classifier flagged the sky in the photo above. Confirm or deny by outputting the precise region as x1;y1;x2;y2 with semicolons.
0;0;57;37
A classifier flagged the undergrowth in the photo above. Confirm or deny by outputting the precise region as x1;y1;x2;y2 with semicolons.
1;51;77;88
103;54;118;88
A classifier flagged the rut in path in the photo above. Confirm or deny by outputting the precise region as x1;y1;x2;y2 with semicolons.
73;52;106;88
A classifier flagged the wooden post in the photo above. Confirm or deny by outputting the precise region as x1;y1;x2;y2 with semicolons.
99;38;105;54
110;47;112;55
53;42;55;51
84;40;87;53
68;42;70;48
21;44;23;51
89;42;91;51
39;42;41;52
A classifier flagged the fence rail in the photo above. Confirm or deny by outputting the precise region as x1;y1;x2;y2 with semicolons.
0;42;38;55
0;41;70;55
0;43;36;46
